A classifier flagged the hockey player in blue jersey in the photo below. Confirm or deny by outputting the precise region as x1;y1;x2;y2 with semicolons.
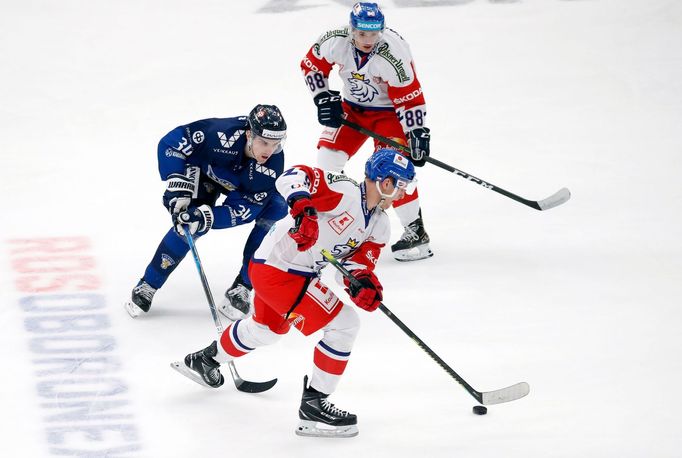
124;104;288;321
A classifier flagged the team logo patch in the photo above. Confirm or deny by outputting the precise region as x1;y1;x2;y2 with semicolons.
192;130;205;144
254;192;268;202
286;312;305;329
307;279;339;314
328;212;355;235
348;72;379;103
160;254;175;270
393;154;409;168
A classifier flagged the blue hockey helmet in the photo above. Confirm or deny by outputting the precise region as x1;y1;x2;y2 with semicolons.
365;148;416;187
350;2;385;32
248;104;287;141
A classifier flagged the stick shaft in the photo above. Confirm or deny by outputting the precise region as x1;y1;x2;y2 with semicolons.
339;118;568;211
184;229;223;333
320;249;482;402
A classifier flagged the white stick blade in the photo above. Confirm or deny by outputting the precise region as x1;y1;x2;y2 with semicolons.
481;382;530;405
538;187;571;210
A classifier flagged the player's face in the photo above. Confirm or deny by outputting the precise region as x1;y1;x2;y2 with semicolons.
378;177;407;209
251;135;283;164
352;29;382;52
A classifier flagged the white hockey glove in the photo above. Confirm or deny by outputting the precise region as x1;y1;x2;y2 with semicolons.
163;166;200;215
175;205;214;236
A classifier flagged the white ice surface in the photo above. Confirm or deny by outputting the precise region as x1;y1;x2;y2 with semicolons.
2;1;682;457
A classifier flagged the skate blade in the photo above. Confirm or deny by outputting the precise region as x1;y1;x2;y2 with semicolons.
295;420;358;438
124;300;143;318
392;244;434;262
170;361;215;388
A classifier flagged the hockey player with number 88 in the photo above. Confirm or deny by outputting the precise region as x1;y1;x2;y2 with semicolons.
173;148;416;437
301;2;433;262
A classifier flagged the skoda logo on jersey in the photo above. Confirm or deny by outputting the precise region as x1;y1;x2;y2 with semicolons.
348;72;379;103
192;131;205;144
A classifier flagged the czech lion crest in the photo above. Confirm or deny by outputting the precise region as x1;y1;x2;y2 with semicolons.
347;72;379;103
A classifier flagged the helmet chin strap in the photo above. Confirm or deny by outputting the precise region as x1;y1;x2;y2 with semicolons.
375;180;398;204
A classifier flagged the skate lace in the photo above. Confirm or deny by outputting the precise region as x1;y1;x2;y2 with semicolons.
228;284;250;302
398;223;420;243
134;282;156;301
321;398;349;417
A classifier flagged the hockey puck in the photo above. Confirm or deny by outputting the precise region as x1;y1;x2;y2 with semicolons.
472;405;487;415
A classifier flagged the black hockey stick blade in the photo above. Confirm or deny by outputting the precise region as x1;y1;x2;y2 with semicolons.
170;360;277;393
183;230;278;394
227;361;277;393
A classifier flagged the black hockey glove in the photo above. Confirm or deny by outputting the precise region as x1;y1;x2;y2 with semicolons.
174;205;214;236
313;90;343;128
163;166;200;215
407;127;431;167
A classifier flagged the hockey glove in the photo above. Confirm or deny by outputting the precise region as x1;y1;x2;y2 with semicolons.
175;205;214;236
287;197;318;251
407;127;431;167
313;90;343;128
344;269;383;312
163;166;200;215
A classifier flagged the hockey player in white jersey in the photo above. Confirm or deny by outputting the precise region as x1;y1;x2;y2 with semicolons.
300;2;433;262
172;148;416;437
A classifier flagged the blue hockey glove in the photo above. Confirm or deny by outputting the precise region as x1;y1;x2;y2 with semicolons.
407;127;430;167
163;166;200;215
175;205;214;236
313;90;343;128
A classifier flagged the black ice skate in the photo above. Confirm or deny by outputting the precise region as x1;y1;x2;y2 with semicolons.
124;279;157;318
390;214;433;262
218;274;252;321
296;375;358;438
170;341;224;388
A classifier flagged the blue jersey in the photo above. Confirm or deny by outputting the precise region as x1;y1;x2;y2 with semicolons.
144;116;288;289
157;116;286;231
158;116;284;200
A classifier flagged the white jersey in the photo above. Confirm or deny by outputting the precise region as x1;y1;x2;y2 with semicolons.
253;165;390;276
301;26;427;132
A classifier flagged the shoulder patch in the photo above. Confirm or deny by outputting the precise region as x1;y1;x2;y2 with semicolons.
314;27;350;54
375;43;410;83
326;172;359;186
